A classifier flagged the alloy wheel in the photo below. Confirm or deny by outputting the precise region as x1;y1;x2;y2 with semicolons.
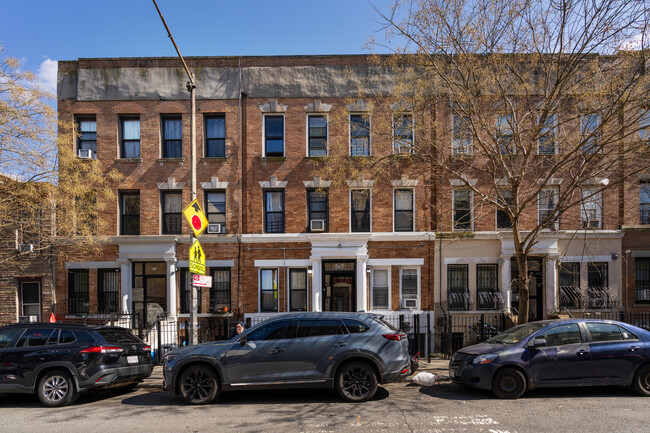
42;375;70;403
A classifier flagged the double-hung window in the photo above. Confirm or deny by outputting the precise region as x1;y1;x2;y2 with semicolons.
350;114;370;156
308;115;327;157
477;264;499;310
350;189;371;232
260;269;278;312
371;268;389;310
452;114;472;155
640;181;650;224
119;191;140;235
447;264;469;311
98;269;119;313
581;188;602;229
538;113;557;155
76;116;97;158
453;189;472;230
20;282;40;320
640;109;650;145
162;115;182;158
538;188;558;229
264;115;284;157
394;189;414;232
264;190;285;233
289;268;308;311
210;268;230;312
120;116;140;158
581;113;601;154
205;190;226;233
162;191;182;234
393;113;413;153
205;114;226;157
68;270;89;315
307;189;328;232
401;268;419;309
496;189;513;229
635;258;650;304
496;115;514;154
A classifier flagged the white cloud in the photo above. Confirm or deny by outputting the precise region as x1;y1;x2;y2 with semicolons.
37;58;57;93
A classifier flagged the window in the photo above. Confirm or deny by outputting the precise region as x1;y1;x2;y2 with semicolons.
75;192;98;235
394;189;414;232
640;109;650;143
308;115;327;157
76;116;97;158
307;189;328;232
162;191;182;234
496;115;514;154
350;114;370;156
296;319;343;337
559;262;581;309
538;114;557;155
20;282;40;319
68;270;89;315
477;264;499;310
264;115;284;157
260;269;278;312
0;328;20;348
538;324;582;346
393;113;413;153
205;190;226;233
496;189;513;229
371;268;389;310
581;113;601;154
452;114;472;155
119;191;140;235
120;117;140;158
16;328;58;347
350;189;371;232
210;268;230;312
162;115;182;158
205;114;226;157
289;269;308;311
538;188;558;229
448;264;469;311
641;181;650;224
98;269;119;313
179;269;200;314
453;189;472;230
635;258;650;304
401;268;418;309
581;188;602;229
247;319;295;341
343;319;370;333
586;322;626;342
587;262;608;309
264;190;284;233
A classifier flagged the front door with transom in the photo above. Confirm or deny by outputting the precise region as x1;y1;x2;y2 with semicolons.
322;260;356;312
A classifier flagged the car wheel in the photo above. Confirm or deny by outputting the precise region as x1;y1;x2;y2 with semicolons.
336;361;378;402
179;366;219;405
36;369;78;407
632;364;650;396
492;367;526;399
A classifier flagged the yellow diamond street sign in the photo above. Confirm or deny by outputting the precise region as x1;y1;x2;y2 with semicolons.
183;199;209;238
189;239;206;275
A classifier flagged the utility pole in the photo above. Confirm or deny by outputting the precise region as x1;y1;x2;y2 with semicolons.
153;0;198;345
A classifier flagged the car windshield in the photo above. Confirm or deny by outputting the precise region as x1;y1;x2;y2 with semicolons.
487;322;549;345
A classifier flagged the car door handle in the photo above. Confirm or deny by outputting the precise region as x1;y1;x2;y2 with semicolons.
576;349;589;357
269;347;285;354
628;346;641;352
334;342;347;348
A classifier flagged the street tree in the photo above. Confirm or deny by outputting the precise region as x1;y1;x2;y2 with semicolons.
320;0;650;322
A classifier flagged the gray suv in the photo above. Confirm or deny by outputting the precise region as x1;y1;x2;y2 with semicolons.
163;312;410;403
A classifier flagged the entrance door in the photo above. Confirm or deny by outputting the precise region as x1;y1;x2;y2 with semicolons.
322;260;356;312
511;258;544;321
132;262;167;327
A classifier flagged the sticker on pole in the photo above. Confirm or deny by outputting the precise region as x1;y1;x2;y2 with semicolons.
183;199;209;237
189;239;206;275
193;274;212;288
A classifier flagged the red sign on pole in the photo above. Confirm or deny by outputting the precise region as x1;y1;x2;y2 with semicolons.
192;274;212;288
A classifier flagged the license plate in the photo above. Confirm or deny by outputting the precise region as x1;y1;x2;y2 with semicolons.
127;355;139;364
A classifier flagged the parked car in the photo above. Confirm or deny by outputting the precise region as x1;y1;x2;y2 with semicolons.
163;312;411;404
449;319;650;399
0;323;153;407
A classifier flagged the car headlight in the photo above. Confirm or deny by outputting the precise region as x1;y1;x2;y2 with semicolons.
473;354;498;364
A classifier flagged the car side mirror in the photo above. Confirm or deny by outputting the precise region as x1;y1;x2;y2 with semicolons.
239;335;247;346
532;338;547;349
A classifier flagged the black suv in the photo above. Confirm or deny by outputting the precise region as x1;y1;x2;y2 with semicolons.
0;323;153;406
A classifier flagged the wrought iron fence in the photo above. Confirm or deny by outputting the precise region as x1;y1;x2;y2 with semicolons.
441;312;510;357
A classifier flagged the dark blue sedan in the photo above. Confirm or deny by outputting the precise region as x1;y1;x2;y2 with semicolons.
449;319;650;398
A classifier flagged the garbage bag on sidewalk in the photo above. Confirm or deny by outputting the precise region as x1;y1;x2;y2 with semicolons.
411;372;440;386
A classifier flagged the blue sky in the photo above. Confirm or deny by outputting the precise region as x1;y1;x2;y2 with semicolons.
0;0;395;93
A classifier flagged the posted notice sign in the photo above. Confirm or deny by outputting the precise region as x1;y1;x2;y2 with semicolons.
193;274;212;288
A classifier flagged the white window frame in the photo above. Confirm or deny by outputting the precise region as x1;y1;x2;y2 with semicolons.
392;112;414;154
581;188;602;229
349;113;371;156
393;188;415;232
538;187;559;230
399;267;421;310
306;113;329;157
370;267;391;311
263;114;285;157
640;109;650;143
258;268;279;313
287;267;309;312
20;281;41;320
581;113;602;154
453;189;473;231
496;114;514;154
452;114;473;155
537;113;558;155
350;188;372;233
495;188;513;230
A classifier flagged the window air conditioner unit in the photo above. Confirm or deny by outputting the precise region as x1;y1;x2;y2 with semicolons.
207;223;222;234
21;244;35;253
402;299;418;309
78;149;94;159
310;219;325;232
18;315;38;323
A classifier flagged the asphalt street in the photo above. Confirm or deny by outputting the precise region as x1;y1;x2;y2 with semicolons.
1;359;648;433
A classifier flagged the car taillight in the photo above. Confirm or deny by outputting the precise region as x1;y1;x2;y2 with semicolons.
382;333;406;341
79;346;124;354
143;345;151;352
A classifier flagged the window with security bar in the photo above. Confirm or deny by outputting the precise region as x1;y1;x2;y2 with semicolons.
210;268;230;312
447;264;470;311
587;262;608;309
98;269;119;313
559;262;581;309
640;181;650;225
68;270;89;315
477;264;499;310
635;258;650;304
